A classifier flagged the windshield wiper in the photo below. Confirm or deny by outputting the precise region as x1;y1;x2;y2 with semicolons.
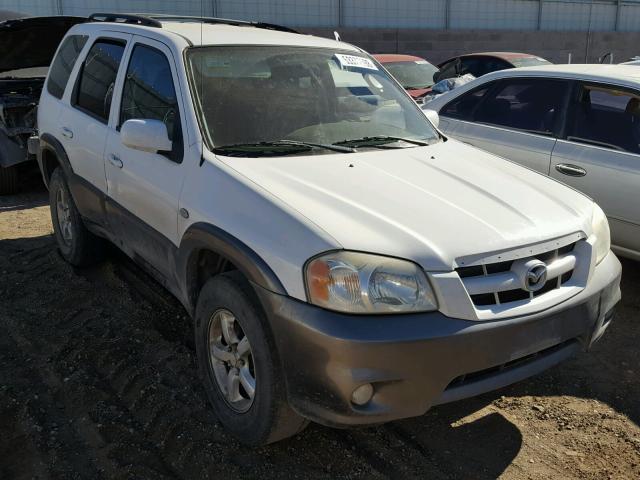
212;140;355;157
334;136;433;149
275;139;355;153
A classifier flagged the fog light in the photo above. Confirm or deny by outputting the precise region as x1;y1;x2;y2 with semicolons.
351;383;374;406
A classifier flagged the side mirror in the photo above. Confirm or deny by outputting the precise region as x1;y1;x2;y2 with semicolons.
424;109;440;129
121;119;172;154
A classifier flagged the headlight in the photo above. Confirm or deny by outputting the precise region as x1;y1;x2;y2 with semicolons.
591;204;611;265
305;251;437;314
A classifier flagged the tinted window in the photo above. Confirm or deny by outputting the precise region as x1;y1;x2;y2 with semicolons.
437;58;461;81
567;85;640;154
441;86;490;120
74;40;126;122
120;44;181;151
47;35;88;99
460;58;484;77
462;57;511;77
473;79;569;134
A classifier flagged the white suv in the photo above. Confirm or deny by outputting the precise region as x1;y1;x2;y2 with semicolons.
36;13;621;446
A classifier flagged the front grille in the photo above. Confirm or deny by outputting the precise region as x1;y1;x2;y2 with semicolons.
457;242;577;308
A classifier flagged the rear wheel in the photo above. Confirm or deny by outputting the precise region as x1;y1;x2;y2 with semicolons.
0;165;18;195
49;167;104;266
195;271;308;445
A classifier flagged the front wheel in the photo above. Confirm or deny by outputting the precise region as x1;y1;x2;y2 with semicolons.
195;271;308;445
49;167;104;266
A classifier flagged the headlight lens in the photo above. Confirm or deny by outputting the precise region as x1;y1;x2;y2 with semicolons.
591;204;611;265
305;251;437;314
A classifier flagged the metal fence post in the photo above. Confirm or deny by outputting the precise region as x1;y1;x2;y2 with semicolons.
538;0;543;30
445;0;451;30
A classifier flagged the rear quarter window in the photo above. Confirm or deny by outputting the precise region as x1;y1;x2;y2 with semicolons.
47;35;88;99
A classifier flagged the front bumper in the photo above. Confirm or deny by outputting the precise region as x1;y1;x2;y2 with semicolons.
257;252;621;428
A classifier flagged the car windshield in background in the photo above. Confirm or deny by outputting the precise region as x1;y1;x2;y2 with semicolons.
510;56;552;68
384;60;439;89
185;46;439;156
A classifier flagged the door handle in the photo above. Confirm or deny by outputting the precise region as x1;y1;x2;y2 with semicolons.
61;127;73;139
108;154;123;169
555;163;587;177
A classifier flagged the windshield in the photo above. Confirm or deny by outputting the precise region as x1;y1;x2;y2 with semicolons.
383;60;439;89
186;46;439;155
510;56;552;68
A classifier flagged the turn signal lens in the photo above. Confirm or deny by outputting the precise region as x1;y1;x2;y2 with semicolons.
305;251;437;314
591;204;611;265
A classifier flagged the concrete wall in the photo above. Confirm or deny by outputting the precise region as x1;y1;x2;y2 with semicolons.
302;28;640;65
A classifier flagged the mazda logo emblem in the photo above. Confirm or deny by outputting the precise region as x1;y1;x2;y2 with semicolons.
525;264;548;292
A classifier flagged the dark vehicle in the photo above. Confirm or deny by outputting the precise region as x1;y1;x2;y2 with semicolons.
0;13;85;194
435;52;551;83
374;54;439;102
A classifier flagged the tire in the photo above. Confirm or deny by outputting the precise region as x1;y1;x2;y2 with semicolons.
49;167;104;267
195;271;308;445
0;165;18;195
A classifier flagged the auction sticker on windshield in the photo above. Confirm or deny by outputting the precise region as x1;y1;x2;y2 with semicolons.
335;54;378;71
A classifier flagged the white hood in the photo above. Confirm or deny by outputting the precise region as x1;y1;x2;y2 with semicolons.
216;139;594;271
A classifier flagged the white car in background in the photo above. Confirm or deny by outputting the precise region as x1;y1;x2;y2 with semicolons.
424;64;640;261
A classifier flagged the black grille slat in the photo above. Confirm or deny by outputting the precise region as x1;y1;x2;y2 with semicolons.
561;270;573;284
533;277;560;297
498;288;530;303
457;265;484;278
470;293;497;306
485;260;513;274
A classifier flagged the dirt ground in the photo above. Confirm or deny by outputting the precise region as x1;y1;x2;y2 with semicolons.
1;174;639;480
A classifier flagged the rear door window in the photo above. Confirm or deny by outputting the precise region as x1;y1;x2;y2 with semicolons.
472;78;569;135
47;35;88;99
73;39;126;122
567;84;640;154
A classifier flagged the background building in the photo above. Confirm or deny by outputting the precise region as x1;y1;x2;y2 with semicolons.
4;0;640;63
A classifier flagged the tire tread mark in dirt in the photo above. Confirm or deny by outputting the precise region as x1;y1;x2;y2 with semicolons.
1;324;111;479
54;344;188;480
384;423;449;478
326;429;417;479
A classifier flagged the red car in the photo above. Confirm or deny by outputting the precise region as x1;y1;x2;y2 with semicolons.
374;54;439;102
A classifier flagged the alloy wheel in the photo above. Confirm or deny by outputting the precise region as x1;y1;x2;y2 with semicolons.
207;308;256;412
56;188;73;245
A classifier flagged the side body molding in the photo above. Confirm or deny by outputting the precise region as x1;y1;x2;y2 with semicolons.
177;222;288;314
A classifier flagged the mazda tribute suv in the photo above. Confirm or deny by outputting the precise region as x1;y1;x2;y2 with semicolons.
35;13;621;445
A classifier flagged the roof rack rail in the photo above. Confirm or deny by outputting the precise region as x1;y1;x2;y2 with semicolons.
88;13;162;28
88;12;299;34
147;14;299;34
